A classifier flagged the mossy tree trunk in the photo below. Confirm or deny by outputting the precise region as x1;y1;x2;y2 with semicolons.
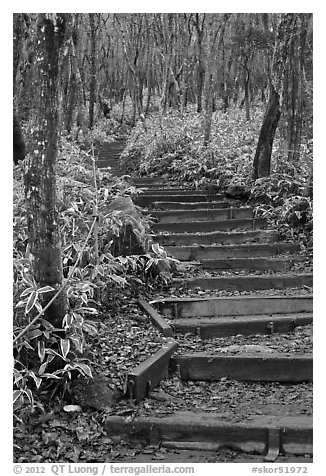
24;14;69;328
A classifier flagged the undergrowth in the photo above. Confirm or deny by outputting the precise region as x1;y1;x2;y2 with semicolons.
121;103;312;249
13;136;176;418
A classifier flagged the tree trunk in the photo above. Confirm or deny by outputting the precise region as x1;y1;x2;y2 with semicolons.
144;84;152;116
244;68;250;121
13;14;27;96
253;87;281;179
24;14;68;328
64;16;81;133
253;14;297;180
194;14;205;113
88;13;97;129
203;73;213;146
285;14;310;162
196;62;205;113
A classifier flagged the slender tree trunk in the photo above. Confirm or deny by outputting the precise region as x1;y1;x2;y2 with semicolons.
120;85;127;123
88;13;97;129
286;14;309;162
65;78;75;133
253;86;281;178
145;84;152;116
203;17;214;146
194;14;206;113
64;16;81;133
131;91;137;126
204;14;226;145
196;62;205;113
24;14;68;328
203;75;213;146
244;68;250;121
221;46;229;113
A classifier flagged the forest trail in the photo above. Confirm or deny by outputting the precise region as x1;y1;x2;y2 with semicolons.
98;144;313;462
97;139;127;174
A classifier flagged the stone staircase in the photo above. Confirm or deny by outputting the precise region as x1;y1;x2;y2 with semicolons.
125;178;313;460
134;179;312;293
97;139;126;175
97;146;313;460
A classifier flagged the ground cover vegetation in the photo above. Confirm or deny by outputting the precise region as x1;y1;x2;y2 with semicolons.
13;13;312;462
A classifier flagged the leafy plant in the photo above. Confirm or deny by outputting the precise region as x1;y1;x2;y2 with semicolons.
13;136;177;418
13;274;94;416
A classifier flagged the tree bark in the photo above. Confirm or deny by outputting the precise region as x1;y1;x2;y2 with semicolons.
193;14;206;113
285;14;310;162
64;15;81;133
253;87;281;179
252;14;297;180
24;14;68;328
244;67;250;121
88;13;97;129
13;14;26;96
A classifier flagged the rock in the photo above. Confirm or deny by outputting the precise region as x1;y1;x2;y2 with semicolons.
225;185;250;200
71;374;122;411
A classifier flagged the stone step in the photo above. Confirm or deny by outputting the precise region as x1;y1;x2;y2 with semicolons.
105;413;313;457
97;166;124;175
136;194;224;206
156;230;278;246
100;150;125;155
173;273;313;291
168;312;312;341
172;312;312;338
139;189;222;196
99;159;122;164
97;164;120;169
166;243;300;260
99;154;121;162
97;160;121;165
151;207;253;224
98;155;121;159
132;177;165;184
101;146;126;153
155;295;313;318
153;218;267;233
152;200;237;210
102;141;126;146
134;181;190;187
201;256;301;273
172;353;312;382
100;152;125;156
